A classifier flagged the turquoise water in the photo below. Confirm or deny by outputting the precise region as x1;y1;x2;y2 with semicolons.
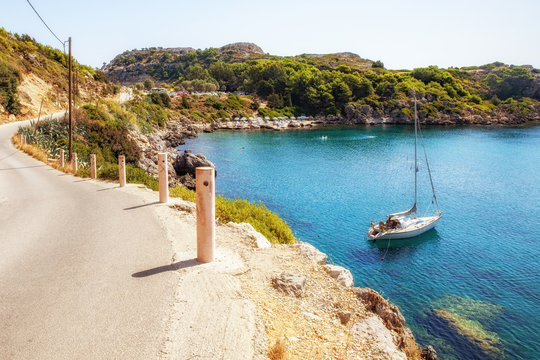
179;125;540;359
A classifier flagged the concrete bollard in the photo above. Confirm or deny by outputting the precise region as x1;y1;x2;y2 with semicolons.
90;154;96;179
72;153;78;174
196;167;215;263
59;149;64;168
118;155;126;187
158;153;169;203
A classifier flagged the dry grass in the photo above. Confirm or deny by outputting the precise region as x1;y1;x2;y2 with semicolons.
11;135;75;174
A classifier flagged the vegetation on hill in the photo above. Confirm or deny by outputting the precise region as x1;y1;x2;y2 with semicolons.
15;93;294;244
0;28;117;119
106;45;540;121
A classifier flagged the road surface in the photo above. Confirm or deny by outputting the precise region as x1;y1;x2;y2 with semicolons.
0;118;175;359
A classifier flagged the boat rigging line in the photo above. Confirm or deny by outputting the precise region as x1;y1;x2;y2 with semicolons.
417;119;440;211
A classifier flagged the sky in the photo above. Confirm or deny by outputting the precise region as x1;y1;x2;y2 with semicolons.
1;0;539;70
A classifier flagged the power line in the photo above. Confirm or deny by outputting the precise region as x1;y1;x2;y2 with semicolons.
25;0;65;46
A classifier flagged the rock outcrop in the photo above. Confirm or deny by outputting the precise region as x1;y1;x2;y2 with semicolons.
293;241;327;265
271;273;306;297
226;222;271;249
421;345;439;360
220;42;265;57
354;287;408;347
324;264;354;287
173;150;216;190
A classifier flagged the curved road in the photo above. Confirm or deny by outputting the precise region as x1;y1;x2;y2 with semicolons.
0;118;175;359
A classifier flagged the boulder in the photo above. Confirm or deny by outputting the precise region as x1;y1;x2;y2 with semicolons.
292;241;327;265
177;173;196;190
354;288;405;334
421;346;438;360
271;273;306;297
337;310;351;325
227;222;271;249
353;316;407;360
324;264;354;287
173;150;216;177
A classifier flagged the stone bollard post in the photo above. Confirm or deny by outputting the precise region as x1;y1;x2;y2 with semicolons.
158;153;169;203
90;154;97;179
59;149;65;168
196;167;215;263
72;153;78;174
118;155;126;187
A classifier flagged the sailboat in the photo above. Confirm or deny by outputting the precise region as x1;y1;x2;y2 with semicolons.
367;98;441;240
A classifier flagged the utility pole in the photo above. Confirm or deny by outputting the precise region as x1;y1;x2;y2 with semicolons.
68;37;72;162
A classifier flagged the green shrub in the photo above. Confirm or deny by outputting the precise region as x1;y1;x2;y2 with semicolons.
97;162;119;180
126;166;159;190
169;186;295;244
170;185;197;202
215;197;295;244
0;63;21;114
216;109;230;119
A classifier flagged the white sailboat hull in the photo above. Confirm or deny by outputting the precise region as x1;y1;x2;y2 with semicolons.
367;215;441;240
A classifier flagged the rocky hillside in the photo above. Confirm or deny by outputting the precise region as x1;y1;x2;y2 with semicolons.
104;43;540;125
0;28;117;123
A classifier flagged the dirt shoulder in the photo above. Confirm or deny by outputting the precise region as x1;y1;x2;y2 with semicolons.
119;183;422;360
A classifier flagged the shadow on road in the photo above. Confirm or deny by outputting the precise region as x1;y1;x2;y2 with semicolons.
132;259;200;278
96;186;118;192
0;151;18;163
123;201;160;210
0;164;47;171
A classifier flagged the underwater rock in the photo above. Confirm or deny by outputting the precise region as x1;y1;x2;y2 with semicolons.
433;309;502;357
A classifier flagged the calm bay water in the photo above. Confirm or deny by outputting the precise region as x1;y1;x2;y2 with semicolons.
179;125;540;359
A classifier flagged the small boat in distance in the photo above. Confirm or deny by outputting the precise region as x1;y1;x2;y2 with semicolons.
367;98;441;241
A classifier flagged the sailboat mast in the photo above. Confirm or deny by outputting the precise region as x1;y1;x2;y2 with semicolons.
414;97;418;214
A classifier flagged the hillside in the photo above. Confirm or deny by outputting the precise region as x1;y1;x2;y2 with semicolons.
104;43;540;125
0;28;117;123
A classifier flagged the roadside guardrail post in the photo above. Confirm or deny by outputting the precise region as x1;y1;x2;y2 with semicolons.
59;149;64;168
196;167;215;263
72;153;77;174
119;155;126;187
158;153;169;203
90;154;96;179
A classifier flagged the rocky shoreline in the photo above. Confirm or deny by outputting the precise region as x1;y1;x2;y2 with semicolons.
131;106;539;190
154;188;440;359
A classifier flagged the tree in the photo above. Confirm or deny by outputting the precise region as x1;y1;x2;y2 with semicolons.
344;75;374;99
485;67;534;100
256;80;274;97
331;79;352;108
372;60;385;69
181;95;191;109
185;64;208;81
143;79;154;90
267;93;284;108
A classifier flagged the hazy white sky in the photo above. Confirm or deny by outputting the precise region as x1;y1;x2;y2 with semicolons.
2;0;539;70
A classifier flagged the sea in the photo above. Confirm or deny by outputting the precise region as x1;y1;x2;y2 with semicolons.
178;124;540;360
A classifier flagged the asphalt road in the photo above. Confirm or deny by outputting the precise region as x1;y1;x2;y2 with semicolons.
0;118;175;359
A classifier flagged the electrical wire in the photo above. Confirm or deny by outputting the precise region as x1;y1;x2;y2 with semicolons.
25;0;65;46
